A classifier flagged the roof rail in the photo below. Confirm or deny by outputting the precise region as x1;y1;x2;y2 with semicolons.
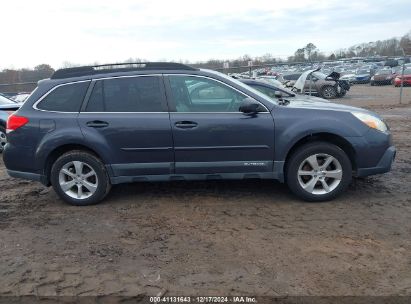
51;62;198;79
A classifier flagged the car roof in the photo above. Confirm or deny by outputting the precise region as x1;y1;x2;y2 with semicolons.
51;62;198;80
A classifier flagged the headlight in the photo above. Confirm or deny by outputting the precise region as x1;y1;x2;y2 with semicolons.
371;76;374;80
386;76;391;80
351;112;388;132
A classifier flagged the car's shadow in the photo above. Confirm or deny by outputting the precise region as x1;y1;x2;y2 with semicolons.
105;179;294;205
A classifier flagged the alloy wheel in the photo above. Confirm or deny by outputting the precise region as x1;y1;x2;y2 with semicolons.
58;161;98;199
297;153;343;195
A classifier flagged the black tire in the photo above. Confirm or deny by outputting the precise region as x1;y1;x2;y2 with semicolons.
370;81;375;86
50;150;111;206
320;86;337;99
337;90;346;98
0;126;7;153
286;142;352;202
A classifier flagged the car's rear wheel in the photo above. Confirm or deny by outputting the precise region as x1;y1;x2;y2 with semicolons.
286;142;352;202
0;126;7;153
320;86;337;99
50;150;111;206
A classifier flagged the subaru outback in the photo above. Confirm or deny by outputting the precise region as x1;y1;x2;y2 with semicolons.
3;62;396;205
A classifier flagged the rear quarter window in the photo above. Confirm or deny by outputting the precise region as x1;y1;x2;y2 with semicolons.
36;81;90;112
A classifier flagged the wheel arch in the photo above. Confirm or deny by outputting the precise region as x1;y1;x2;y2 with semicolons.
284;132;357;174
43;144;106;186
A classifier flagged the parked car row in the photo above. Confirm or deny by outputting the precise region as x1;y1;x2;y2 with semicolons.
234;69;350;100
230;59;411;89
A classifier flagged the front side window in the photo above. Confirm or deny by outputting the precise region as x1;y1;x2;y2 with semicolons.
169;76;248;112
86;76;165;112
37;81;90;112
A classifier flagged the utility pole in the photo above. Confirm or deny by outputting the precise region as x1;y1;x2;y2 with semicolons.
399;49;405;105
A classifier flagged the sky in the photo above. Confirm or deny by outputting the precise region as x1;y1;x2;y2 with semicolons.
1;0;411;70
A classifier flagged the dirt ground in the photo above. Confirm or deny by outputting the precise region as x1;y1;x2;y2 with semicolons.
0;85;410;298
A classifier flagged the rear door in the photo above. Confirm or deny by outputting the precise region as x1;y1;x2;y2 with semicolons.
78;75;174;177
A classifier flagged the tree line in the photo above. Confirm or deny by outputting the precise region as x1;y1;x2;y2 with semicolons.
1;32;410;91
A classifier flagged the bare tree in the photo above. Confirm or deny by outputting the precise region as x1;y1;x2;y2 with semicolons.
305;43;317;62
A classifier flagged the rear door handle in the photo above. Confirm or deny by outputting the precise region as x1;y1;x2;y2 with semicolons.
86;120;109;128
175;121;198;129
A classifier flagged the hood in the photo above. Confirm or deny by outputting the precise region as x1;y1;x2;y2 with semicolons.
293;68;320;92
286;94;329;103
283;99;373;115
356;74;370;77
340;74;355;79
373;74;393;79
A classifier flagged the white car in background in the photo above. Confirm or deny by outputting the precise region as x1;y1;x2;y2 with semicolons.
10;93;30;103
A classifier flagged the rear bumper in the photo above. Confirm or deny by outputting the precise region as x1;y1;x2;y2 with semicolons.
356;146;396;177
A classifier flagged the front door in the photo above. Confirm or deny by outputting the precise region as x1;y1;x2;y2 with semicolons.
165;75;275;174
78;75;174;177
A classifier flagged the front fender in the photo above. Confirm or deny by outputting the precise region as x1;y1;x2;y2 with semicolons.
273;108;369;161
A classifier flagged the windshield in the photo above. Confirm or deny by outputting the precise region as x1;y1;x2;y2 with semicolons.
0;95;14;105
204;69;278;105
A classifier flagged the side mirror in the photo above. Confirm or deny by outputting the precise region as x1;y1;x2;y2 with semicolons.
274;90;283;99
239;98;260;115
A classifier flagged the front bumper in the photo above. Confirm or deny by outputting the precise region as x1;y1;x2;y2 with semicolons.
356;146;396;177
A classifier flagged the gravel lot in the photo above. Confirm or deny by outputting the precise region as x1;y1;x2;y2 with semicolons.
0;85;410;297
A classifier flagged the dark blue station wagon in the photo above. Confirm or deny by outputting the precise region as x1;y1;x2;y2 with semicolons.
3;63;396;205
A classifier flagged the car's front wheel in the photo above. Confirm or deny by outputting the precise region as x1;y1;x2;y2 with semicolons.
286;142;352;202
50;150;111;206
0;126;7;153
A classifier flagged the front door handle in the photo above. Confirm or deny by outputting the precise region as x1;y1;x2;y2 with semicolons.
175;121;198;129
86;120;109;128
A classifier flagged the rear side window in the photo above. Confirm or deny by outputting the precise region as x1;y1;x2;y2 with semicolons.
37;81;90;112
85;76;165;112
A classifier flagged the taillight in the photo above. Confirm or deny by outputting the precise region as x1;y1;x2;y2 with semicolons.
7;114;29;132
